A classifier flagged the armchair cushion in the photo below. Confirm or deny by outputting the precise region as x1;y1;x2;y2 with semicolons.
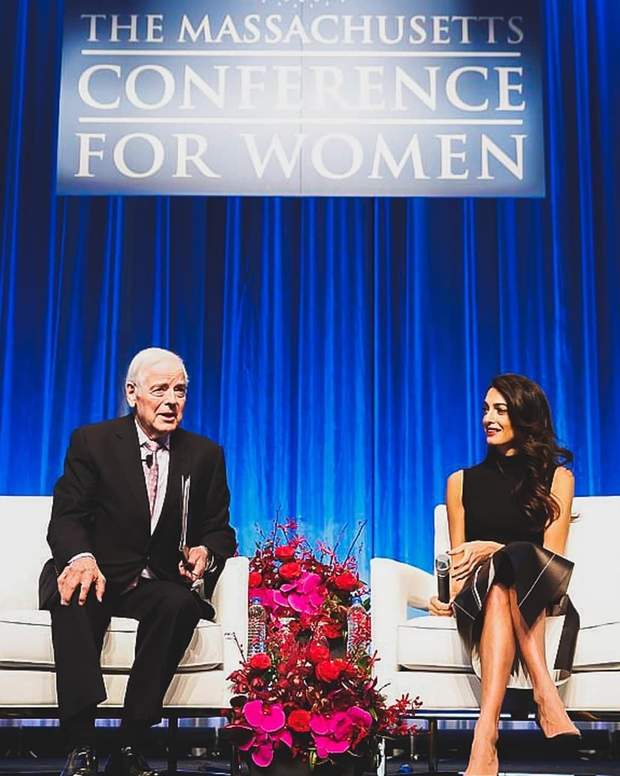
396;616;620;674
397;617;470;672
397;614;565;683
0;610;223;672
571;621;620;672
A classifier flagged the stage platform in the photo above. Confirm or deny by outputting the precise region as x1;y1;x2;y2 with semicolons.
1;758;619;776
1;726;618;776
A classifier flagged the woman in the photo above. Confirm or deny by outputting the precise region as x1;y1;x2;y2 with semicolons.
429;374;580;776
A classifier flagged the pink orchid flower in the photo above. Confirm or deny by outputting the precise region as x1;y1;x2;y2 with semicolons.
239;729;293;767
273;572;326;615
309;706;373;759
240;700;292;767
243;699;286;732
348;706;373;728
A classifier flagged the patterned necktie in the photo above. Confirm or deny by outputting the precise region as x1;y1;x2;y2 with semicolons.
145;440;160;515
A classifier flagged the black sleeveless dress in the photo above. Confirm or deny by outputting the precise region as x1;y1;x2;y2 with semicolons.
452;451;580;687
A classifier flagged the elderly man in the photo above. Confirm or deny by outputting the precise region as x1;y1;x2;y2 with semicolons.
39;348;237;776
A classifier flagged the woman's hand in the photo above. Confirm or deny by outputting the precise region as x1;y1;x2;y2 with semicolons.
429;595;454;617
448;540;504;581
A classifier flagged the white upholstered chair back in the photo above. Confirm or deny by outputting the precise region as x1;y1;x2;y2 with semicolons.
433;496;620;628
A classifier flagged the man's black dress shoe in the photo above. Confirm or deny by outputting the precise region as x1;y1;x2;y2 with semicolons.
104;745;159;776
60;746;98;776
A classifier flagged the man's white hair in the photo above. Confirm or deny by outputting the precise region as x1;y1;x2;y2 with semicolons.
125;347;188;388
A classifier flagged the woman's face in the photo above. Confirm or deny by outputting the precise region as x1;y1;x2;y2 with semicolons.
483;387;515;449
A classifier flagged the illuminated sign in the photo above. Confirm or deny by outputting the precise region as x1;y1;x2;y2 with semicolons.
57;1;545;196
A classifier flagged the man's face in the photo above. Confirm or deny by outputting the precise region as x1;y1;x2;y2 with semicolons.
125;358;187;439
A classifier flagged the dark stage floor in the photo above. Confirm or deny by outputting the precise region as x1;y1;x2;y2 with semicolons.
1;727;618;776
1;757;620;776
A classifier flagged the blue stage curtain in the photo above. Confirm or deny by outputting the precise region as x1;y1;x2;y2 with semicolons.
1;0;619;580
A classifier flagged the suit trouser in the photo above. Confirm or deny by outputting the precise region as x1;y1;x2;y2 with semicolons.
50;578;203;727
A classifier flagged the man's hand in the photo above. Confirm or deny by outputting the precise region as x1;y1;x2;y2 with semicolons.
178;546;209;583
57;557;106;606
429;596;453;617
448;540;504;581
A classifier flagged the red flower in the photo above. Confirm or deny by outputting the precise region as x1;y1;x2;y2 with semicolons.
307;642;330;664
248;571;262;588
320;622;342;639
249;653;272;671
287;709;312;733
316;659;346;682
279;562;302;581
333;571;360;592
334;658;351;674
275;544;297;561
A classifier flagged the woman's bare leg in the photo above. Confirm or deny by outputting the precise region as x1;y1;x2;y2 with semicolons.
508;588;579;737
465;583;515;776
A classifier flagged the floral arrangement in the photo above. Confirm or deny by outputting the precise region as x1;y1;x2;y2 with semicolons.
225;520;420;770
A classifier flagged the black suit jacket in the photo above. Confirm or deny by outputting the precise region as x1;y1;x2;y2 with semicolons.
39;414;237;610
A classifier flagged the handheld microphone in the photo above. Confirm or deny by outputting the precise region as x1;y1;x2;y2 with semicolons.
435;553;451;603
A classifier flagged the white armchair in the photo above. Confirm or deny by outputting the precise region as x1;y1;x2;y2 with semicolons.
0;496;248;716
371;496;620;715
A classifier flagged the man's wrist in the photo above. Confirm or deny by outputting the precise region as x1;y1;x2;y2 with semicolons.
68;552;95;566
200;546;217;574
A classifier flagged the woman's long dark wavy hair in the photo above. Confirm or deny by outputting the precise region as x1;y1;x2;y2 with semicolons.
489;373;573;532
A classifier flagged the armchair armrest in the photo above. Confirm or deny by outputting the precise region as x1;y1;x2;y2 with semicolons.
212;556;249;679
370;558;435;691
